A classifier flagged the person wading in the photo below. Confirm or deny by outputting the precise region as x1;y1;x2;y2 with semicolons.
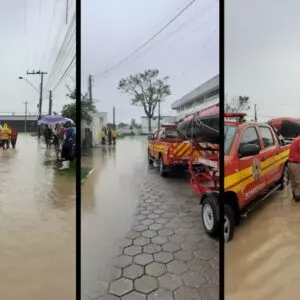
10;128;18;149
107;128;112;145
1;123;11;150
60;121;75;169
288;136;300;202
100;128;106;145
112;129;117;145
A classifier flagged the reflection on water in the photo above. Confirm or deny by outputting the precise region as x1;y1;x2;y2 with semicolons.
81;137;147;299
0;135;75;300
225;187;300;300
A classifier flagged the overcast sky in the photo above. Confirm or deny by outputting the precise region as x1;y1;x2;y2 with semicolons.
0;0;75;116
82;0;219;124
225;0;300;121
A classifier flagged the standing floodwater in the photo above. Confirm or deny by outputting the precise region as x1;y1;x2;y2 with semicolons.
225;187;300;300
0;134;75;300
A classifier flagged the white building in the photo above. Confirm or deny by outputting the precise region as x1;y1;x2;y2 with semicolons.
81;111;107;147
172;75;219;119
141;116;177;134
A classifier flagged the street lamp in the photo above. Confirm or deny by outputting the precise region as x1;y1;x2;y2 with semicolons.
18;76;39;93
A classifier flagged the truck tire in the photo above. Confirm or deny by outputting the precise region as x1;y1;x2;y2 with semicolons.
201;194;219;238
159;155;168;177
224;204;235;242
279;164;289;190
148;149;153;165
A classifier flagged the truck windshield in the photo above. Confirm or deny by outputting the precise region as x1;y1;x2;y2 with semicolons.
225;125;237;155
164;130;179;138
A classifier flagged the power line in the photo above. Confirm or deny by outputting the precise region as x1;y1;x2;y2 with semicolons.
52;54;75;91
94;0;198;77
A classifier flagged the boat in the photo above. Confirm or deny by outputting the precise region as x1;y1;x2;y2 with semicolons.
177;104;219;144
268;117;300;139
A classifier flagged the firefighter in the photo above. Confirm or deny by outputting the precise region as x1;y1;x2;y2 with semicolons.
1;123;11;150
112;129;117;145
288;136;300;202
100;128;106;145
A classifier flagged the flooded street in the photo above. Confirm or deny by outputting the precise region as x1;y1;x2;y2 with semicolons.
0;134;75;300
82;137;218;300
225;187;300;300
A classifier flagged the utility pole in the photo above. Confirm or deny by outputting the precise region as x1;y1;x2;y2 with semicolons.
254;104;257;122
113;106;115;128
88;74;93;102
23;101;29;133
49;90;52;115
27;70;47;138
66;0;69;24
158;100;161;129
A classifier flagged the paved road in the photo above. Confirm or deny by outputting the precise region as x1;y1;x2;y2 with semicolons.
225;186;300;300
82;137;219;300
0;134;75;300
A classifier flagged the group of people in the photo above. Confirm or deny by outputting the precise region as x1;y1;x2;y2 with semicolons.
100;127;117;145
43;121;75;169
0;123;18;150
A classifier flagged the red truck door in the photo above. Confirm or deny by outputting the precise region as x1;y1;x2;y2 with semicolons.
257;125;282;186
149;130;158;157
237;126;268;206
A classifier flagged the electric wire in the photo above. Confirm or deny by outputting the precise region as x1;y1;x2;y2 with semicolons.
94;0;198;77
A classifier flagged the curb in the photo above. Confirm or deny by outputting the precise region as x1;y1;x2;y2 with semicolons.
81;168;94;184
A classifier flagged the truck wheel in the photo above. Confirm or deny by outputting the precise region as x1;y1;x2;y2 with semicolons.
279;164;289;190
159;155;168;177
224;204;235;242
148;150;153;165
201;195;219;238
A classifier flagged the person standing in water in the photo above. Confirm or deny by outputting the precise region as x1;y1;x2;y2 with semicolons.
107;128;112;145
60;121;75;169
100;128;106;145
288;135;300;202
10;128;18;149
1;123;11;150
112;129;117;145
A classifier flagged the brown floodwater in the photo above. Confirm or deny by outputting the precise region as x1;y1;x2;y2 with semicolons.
81;137;148;299
0;134;75;300
225;186;300;300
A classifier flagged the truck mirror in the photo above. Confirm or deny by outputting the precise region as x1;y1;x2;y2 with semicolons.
239;144;260;158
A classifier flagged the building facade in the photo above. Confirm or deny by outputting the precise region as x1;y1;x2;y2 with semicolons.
172;75;219;119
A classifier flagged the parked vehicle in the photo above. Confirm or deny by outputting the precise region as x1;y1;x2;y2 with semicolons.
147;124;217;176
223;113;290;241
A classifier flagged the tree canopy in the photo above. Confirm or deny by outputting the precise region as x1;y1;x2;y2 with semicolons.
118;69;171;132
225;95;251;113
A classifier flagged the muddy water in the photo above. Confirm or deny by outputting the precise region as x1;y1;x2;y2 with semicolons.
225;186;300;300
0;134;75;300
81;137;148;299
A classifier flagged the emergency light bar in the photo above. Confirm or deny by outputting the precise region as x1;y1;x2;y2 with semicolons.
225;112;247;123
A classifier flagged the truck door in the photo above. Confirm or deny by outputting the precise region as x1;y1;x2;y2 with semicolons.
152;130;160;159
238;126;267;205
258;125;281;186
149;130;158;157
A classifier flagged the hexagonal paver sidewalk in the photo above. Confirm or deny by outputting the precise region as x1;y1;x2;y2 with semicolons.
103;171;219;299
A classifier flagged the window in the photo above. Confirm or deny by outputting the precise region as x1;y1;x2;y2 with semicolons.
225;125;237;155
259;126;275;148
164;130;179;138
239;127;260;149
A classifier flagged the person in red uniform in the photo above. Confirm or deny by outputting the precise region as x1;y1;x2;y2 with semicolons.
10;128;18;149
288;136;300;202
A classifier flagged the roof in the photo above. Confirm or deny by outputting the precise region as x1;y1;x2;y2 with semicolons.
172;74;219;109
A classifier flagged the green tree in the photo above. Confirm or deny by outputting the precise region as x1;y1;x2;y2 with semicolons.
225;95;251;113
61;88;96;125
118;69;171;132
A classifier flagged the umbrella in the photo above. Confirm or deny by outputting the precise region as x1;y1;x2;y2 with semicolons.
64;117;76;125
37;115;67;125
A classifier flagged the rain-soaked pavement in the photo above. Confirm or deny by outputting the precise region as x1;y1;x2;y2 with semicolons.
82;136;219;300
0;134;75;300
225;186;300;300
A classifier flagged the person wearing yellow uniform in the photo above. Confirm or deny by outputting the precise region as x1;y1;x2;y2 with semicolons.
100;128;106;145
1;123;11;150
112;130;117;145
